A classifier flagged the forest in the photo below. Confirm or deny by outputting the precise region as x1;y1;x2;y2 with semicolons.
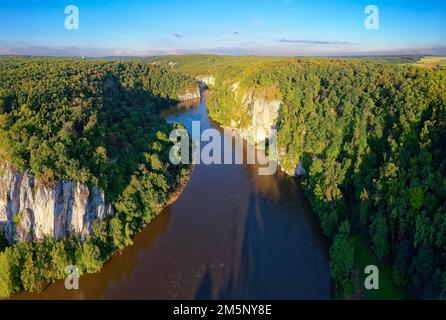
0;57;193;298
267;60;446;299
154;55;446;299
0;55;445;299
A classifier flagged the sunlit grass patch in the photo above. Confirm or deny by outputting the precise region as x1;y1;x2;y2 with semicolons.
353;236;409;300
414;56;446;69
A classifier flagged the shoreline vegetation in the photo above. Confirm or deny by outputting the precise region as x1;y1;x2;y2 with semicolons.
8;163;194;299
0;57;196;299
202;99;412;300
1;54;445;300
149;55;445;300
164;164;194;209
202;92;411;300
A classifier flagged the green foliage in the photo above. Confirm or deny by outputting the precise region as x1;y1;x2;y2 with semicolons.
48;241;70;280
0;57;192;298
409;186;425;210
79;240;103;274
109;216;125;251
354;236;409;299
20;248;41;293
370;214;389;260
0;251;13;299
329;221;355;298
0;57;195;199
180;55;446;299
1;55;445;299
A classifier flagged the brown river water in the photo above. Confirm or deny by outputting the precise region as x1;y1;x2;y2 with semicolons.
14;94;331;300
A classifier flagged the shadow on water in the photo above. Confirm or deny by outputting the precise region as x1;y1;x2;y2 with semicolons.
14;92;331;300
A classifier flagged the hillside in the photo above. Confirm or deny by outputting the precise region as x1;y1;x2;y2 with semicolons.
0;57;194;298
1;55;445;299
149;55;446;298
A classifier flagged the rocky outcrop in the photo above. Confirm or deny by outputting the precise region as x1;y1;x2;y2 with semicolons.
220;83;306;177
238;89;281;144
0;162;113;243
177;88;201;101
177;75;217;100
178;76;216;101
224;82;281;145
196;75;216;89
277;159;306;177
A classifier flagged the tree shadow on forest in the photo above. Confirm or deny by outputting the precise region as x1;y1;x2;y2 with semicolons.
93;74;182;201
346;104;446;298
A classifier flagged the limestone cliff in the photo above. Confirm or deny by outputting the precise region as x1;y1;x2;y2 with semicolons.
177;76;216;102
0;162;113;243
237;89;281;145
196;75;216;89
215;82;305;177
219;81;281;145
177;88;201;101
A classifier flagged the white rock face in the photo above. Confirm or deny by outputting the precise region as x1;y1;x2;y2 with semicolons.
0;162;113;242
210;80;304;178
177;88;201;101
220;85;306;176
243;90;281;144
196;75;216;88
229;89;281;145
178;76;216;101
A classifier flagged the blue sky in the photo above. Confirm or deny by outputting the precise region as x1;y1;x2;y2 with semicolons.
0;0;445;56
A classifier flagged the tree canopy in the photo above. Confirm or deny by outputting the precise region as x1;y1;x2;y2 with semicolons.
161;55;446;299
0;57;192;298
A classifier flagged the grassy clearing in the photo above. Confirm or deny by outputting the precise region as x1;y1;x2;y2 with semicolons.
414;56;446;68
353;236;409;300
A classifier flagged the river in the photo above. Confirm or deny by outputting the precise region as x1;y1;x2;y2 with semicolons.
14;93;331;300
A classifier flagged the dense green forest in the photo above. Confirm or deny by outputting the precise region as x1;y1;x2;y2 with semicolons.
0;57;196;197
266;60;446;299
0;55;445;299
0;57;193;298
154;55;446;299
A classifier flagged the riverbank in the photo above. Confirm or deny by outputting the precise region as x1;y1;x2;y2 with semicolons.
165;165;194;208
204;90;410;300
2;102;197;300
12;86;331;299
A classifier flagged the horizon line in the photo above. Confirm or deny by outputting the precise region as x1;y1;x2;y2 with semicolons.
0;52;442;60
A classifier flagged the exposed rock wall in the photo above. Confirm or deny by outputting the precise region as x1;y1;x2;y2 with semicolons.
196;75;216;89
177;88;201;101
237;89;281;144
221;83;305;177
221;82;281;145
0;162;113;243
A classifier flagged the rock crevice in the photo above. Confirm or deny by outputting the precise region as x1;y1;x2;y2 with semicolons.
0;162;113;242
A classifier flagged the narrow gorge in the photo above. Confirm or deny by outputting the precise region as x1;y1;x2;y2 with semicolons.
1;55;445;300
